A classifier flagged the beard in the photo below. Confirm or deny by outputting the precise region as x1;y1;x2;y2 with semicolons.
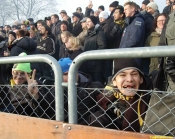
39;32;44;36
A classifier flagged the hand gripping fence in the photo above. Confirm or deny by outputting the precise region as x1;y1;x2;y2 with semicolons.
68;46;175;124
0;54;64;121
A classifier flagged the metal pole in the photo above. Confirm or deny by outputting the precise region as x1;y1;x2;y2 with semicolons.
68;46;175;124
0;54;64;121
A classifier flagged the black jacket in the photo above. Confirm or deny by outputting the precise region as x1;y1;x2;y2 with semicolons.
71;20;83;37
105;21;125;49
59;44;83;60
48;72;104;122
83;26;106;72
37;36;55;56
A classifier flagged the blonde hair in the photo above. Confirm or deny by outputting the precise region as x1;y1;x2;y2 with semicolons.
68;36;81;50
61;31;72;38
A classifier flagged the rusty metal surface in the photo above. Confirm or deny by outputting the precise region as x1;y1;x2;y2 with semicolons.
0;112;63;139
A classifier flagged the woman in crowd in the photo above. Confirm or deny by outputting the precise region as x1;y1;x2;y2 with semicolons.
65;36;83;60
59;31;73;59
145;14;167;73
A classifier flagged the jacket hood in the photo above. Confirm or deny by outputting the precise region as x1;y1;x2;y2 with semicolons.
15;37;37;51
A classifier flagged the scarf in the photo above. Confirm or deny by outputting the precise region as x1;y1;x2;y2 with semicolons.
114;20;125;28
155;27;162;34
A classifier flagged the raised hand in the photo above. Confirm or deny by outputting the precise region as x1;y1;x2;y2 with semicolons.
25;69;39;99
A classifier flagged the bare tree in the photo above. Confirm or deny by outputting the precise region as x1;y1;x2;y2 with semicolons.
0;0;13;25
10;0;59;21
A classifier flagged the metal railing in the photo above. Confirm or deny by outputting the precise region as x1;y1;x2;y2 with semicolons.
68;46;175;124
0;54;64;121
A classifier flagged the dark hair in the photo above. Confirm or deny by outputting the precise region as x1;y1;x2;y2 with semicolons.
16;29;29;37
152;13;167;32
21;24;27;27
37;20;45;25
51;14;59;19
98;5;105;11
42;25;51;35
5;25;11;29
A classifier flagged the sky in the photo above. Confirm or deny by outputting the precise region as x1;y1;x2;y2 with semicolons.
57;0;166;17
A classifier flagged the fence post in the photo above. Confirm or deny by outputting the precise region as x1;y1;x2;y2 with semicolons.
0;54;64;121
68;46;175;124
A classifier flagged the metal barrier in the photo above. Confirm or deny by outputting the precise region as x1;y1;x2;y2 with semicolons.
68;46;175;124
0;54;64;121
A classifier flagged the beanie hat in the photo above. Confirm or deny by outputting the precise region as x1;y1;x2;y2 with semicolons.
99;11;109;19
12;52;32;73
109;1;119;7
58;58;72;73
60;20;69;28
142;0;150;5
112;58;143;80
8;31;16;38
147;2;158;11
98;5;105;11
88;16;98;25
72;12;81;19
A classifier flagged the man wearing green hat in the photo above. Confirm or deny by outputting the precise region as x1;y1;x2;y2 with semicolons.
9;52;51;117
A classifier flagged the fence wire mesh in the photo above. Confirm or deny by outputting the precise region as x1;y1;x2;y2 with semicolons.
1;83;175;137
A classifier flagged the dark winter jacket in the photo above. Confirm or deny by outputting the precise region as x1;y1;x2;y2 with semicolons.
85;7;94;17
141;11;154;42
51;20;61;38
119;12;145;48
37;36;55;56
48;72;104;122
71;20;83;37
83;26;106;72
105;21;125;49
59;44;83;60
9;37;42;78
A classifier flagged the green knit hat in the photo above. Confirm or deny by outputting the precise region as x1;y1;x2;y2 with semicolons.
12;52;32;73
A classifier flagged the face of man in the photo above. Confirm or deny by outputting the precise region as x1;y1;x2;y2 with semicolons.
39;26;47;36
113;9;123;21
99;17;106;22
86;18;95;29
21;25;27;31
8;34;15;41
60;13;65;18
124;5;135;17
46;20;52;27
94;11;100;17
37;23;42;31
12;70;28;85
72;16;79;23
4;26;10;32
146;6;155;14
60;24;68;31
51;16;58;24
113;69;143;97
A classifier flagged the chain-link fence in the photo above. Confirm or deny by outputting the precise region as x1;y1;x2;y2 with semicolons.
1;83;175;136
